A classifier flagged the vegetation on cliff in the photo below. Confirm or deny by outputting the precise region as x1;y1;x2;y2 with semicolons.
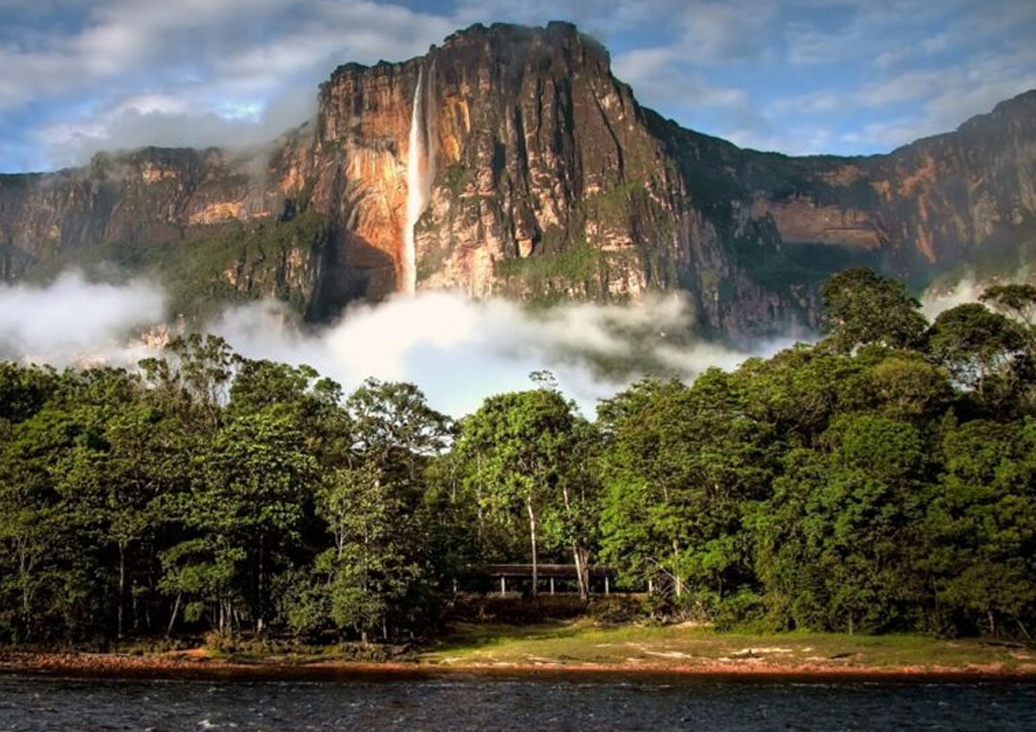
26;209;330;320
1;272;1035;648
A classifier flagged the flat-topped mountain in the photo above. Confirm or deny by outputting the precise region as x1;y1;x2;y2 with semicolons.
1;22;1034;342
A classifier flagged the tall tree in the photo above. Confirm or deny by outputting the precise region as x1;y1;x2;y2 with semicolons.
821;268;928;353
456;385;579;596
923;419;1036;636
346;378;451;485
317;460;420;642
160;407;317;636
926;303;1022;395
755;413;927;633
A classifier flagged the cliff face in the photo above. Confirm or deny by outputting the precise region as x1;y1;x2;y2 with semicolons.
739;90;1036;278
1;22;1034;344
0;146;323;315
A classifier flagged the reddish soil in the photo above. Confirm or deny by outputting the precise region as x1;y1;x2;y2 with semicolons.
2;650;1035;682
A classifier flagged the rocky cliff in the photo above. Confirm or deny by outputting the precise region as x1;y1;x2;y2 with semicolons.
1;22;1034;344
730;89;1036;282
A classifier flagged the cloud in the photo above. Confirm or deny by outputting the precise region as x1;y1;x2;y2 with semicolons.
675;1;778;66
0;272;165;366
785;23;862;66
920;278;986;321
208;291;775;416
0;274;783;416
2;0;1035;169
0;0;453;167
727;124;837;156
838;51;1036;150
38;85;319;167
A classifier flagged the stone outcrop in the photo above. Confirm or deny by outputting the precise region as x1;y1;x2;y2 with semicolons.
1;22;1034;344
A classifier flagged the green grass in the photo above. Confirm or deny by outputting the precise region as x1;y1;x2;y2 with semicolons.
495;236;601;282
421;619;1034;670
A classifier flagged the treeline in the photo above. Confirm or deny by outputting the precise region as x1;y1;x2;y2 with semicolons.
1;270;1035;645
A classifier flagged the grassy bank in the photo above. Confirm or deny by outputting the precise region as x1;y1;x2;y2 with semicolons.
4;611;1036;679
421;619;1036;673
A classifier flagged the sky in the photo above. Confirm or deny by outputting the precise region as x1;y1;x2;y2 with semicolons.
1;0;1034;172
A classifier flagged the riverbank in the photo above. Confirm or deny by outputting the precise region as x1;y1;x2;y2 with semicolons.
421;619;1036;677
3;620;1035;681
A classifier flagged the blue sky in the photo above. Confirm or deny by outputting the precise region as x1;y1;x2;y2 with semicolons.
1;0;1034;172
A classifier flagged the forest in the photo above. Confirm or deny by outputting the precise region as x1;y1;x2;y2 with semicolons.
1;269;1035;647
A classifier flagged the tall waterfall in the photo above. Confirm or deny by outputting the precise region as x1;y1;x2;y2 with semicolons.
403;64;436;295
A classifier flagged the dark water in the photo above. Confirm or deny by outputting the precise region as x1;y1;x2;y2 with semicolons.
1;673;1034;732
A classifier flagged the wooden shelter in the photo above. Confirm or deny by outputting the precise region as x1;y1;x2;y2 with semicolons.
462;564;618;596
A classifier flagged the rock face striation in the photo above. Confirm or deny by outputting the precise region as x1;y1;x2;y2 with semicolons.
1;22;1034;343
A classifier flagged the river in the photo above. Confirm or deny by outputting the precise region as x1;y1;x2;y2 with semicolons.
1;673;1034;731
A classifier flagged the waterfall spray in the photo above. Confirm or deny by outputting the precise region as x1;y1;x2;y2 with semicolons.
403;63;436;295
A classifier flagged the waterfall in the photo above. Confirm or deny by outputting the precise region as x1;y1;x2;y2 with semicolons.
403;63;436;295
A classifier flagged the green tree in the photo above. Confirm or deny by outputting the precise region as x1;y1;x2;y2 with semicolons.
139;333;235;433
926;303;1022;395
923;419;1036;636
755;413;927;633
456;385;580;596
866;354;953;422
346;378;451;479
980;283;1036;336
160;407;317;636
599;372;774;619
318;461;420;641
981;283;1036;409
598;379;693;599
821;268;928;353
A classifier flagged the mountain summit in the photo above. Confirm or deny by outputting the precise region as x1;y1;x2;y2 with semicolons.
1;22;1034;342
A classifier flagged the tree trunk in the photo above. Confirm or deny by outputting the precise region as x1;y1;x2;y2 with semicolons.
131;582;139;633
561;484;589;600
527;498;539;598
672;540;682;598
573;544;589;601
257;536;265;635
1017;619;1032;641
475;453;486;552
118;543;126;639
18;541;33;637
219;599;232;637
166;593;181;638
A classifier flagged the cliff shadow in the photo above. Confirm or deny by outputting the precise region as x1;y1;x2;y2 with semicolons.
305;227;399;322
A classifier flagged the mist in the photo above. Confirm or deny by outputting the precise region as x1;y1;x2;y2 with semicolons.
0;273;790;416
921;277;988;321
0;272;165;368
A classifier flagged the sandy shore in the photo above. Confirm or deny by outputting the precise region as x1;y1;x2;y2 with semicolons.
3;650;1035;682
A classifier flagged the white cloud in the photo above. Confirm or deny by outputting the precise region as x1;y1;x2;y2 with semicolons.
856;71;942;108
0;274;783;416
210;291;770;415
38;85;319;167
0;272;165;366
1;0;1034;167
0;0;453;167
727;124;837;155
614;48;751;110
921;277;986;321
838;49;1036;150
785;23;862;66
675;1;778;65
